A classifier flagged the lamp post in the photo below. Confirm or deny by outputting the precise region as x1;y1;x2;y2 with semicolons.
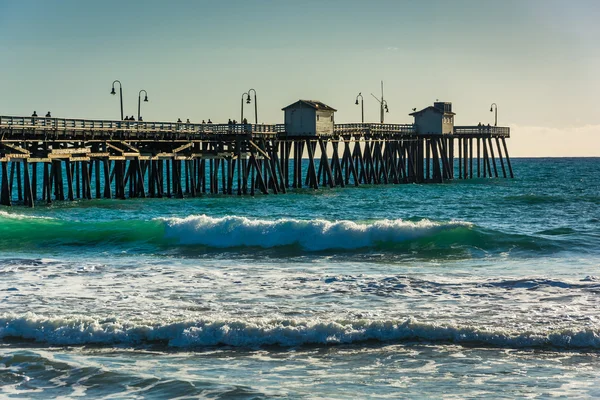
247;88;258;124
137;90;148;121
110;80;124;121
371;81;388;123
241;92;250;123
355;92;364;123
490;103;498;126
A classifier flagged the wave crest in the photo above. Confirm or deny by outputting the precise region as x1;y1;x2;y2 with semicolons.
1;314;599;350
0;213;564;254
161;215;471;251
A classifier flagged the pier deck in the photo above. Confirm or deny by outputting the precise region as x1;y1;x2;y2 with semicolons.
0;115;513;207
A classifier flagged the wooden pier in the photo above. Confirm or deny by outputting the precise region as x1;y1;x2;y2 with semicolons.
0;116;513;207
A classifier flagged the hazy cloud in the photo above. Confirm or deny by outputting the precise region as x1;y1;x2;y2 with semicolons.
509;124;600;157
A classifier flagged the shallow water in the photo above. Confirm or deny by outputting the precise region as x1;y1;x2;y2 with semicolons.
1;157;599;398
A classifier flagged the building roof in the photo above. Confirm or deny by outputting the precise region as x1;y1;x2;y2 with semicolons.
282;100;337;112
409;106;455;116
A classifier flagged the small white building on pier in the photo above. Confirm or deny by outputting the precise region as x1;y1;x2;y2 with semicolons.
410;101;455;134
282;100;336;136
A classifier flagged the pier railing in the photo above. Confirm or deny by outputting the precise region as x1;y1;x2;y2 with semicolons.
1;116;509;138
0;116;283;137
0;117;415;137
334;123;416;135
454;125;510;137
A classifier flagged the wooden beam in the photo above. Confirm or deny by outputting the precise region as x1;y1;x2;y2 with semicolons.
2;143;30;155
116;141;141;153
106;142;127;153
156;153;176;159
50;147;91;155
173;142;194;153
249;141;271;160
5;153;30;159
48;153;73;159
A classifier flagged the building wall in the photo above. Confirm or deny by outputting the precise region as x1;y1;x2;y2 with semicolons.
415;109;443;134
315;110;334;136
284;106;316;136
442;114;454;134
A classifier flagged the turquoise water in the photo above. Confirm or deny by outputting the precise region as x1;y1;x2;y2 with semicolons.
1;158;599;398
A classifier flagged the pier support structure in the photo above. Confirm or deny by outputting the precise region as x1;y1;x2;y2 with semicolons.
0;117;512;206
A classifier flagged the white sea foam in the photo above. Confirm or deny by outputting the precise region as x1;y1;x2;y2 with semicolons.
159;215;471;250
0;211;55;220
1;314;598;349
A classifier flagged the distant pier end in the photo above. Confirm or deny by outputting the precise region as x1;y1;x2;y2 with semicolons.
0;100;512;207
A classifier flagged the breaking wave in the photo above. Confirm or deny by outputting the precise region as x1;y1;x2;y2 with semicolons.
161;215;472;251
1;314;599;350
0;212;567;253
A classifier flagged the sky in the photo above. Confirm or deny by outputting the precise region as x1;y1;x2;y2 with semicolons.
0;0;599;156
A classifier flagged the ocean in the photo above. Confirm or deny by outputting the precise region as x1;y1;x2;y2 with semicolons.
0;157;599;398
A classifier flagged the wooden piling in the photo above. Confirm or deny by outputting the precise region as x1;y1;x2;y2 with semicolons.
65;160;74;201
469;138;473;179
495;137;507;178
1;162;11;206
477;138;481;178
501;137;514;178
459;138;464;180
488;137;498;178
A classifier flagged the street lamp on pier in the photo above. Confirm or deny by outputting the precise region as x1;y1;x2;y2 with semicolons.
247;88;258;124
355;92;364;123
490;103;498;126
138;90;149;121
110;80;124;121
371;81;389;123
241;92;250;123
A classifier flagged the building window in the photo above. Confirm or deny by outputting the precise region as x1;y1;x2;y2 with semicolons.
330;115;333;122
317;115;320;121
